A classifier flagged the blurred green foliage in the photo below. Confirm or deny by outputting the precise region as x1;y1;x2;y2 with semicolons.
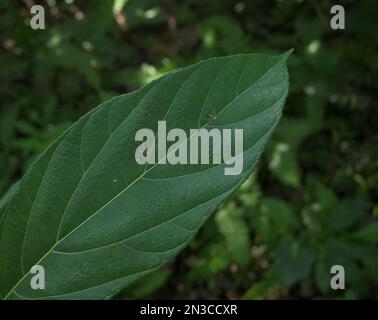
1;0;378;299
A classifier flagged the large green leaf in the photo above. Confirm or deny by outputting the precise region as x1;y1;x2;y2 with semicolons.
0;52;290;299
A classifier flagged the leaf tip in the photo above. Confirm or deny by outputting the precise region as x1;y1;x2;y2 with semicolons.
280;49;294;61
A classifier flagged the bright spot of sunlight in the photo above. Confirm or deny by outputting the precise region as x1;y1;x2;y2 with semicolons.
307;40;321;55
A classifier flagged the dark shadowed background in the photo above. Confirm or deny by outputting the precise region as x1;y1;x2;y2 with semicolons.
0;0;377;299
